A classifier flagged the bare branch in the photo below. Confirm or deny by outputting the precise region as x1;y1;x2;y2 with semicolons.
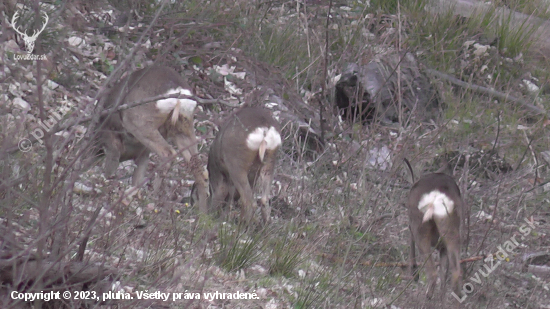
426;69;548;116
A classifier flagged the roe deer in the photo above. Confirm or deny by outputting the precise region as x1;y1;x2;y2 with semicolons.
97;66;208;210
404;158;463;299
206;107;281;225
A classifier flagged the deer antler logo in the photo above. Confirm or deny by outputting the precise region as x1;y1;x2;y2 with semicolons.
10;10;49;54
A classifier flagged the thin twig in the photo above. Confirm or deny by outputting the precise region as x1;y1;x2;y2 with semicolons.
426;68;548;116
523;132;539;187
3;93;236;155
515;134;535;170
491;110;501;154
318;0;333;146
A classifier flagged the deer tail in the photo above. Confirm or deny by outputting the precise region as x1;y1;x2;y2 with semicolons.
171;99;181;125
404;158;415;183
258;140;267;162
422;204;434;223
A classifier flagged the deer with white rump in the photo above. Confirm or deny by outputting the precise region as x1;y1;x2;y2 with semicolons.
404;158;463;299
206;107;281;225
97;66;209;211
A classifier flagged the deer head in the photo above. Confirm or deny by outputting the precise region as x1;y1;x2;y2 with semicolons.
404;158;463;299
206;107;281;225
96;66;209;211
10;10;49;53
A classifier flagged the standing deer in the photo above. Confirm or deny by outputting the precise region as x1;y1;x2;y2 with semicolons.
206;107;281;225
96;66;209;211
404;158;463;299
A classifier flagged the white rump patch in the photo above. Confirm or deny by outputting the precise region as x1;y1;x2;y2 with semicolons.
418;190;455;222
156;87;196;117
246;126;282;151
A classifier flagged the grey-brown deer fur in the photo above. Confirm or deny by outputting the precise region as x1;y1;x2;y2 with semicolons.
207;107;281;225
404;158;463;299
96;66;209;211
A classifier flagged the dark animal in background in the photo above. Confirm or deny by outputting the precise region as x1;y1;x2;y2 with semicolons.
404;158;463;299
335;53;440;125
335;63;375;124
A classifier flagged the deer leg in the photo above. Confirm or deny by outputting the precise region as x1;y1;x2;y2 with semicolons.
131;149;150;187
172;117;197;160
257;152;276;224
122;121;177;199
448;244;462;297
119;148;148;203
122;121;175;158
103;132;123;179
409;225;419;282
439;246;449;294
228;185;238;217
172;120;209;213
227;164;256;225
439;216;462;296
210;175;230;218
172;128;196;163
416;227;438;299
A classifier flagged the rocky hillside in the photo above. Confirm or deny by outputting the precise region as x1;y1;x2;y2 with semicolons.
1;0;549;308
